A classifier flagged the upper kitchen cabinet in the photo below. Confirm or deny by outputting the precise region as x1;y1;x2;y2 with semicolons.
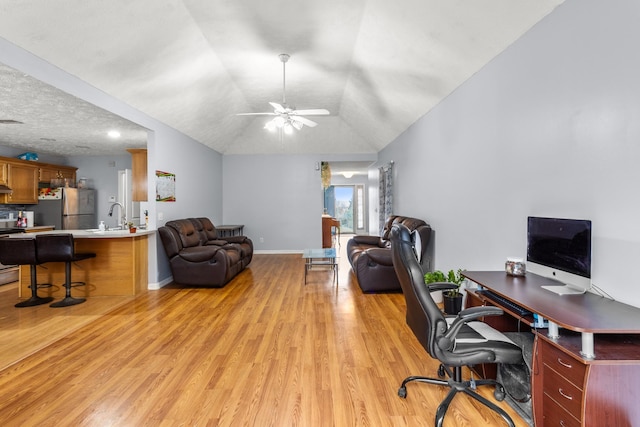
38;164;77;185
1;159;38;204
127;148;147;201
0;161;7;186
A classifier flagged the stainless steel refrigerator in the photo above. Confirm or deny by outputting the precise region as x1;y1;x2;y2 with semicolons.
33;188;96;230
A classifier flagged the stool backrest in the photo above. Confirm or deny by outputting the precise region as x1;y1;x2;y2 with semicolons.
0;238;38;265
35;234;75;263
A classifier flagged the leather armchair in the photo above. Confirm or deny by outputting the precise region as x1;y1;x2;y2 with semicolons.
346;215;431;292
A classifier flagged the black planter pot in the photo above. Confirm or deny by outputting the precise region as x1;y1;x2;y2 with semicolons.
443;292;463;315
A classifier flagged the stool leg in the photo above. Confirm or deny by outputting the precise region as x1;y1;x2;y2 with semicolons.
15;265;54;308
50;261;86;308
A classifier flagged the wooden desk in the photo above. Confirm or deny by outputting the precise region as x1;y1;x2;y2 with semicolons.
464;271;640;427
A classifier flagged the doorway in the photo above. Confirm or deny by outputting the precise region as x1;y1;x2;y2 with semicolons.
322;161;372;235
324;184;365;234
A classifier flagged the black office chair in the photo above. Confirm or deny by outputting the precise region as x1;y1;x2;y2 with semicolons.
390;223;525;427
36;234;96;307
0;237;54;307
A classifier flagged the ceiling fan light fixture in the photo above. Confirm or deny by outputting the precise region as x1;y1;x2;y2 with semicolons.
237;54;329;134
273;116;286;127
283;122;293;135
264;120;277;132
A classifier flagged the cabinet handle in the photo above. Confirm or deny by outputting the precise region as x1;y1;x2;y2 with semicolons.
557;357;572;369
560;421;567;427
558;388;573;400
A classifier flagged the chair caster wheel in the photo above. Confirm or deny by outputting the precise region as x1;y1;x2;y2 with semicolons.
398;387;407;398
494;385;506;402
438;365;446;378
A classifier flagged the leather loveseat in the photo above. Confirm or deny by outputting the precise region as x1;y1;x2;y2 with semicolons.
158;217;253;287
347;215;431;293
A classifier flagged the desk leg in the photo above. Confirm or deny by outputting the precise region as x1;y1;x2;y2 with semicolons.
547;321;560;339
580;332;595;359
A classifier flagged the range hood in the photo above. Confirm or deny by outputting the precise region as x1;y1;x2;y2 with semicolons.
0;184;13;194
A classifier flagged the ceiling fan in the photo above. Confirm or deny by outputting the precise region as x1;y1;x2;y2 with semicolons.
237;53;329;134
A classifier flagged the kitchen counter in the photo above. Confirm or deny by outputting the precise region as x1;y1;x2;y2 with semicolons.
24;225;56;231
14;228;156;238
15;228;152;300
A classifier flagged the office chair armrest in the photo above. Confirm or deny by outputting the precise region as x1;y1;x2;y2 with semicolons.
458;305;504;321
426;282;459;293
441;306;504;346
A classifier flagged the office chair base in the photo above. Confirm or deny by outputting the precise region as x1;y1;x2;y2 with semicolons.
50;297;86;307
398;375;450;398
399;375;514;427
15;295;55;307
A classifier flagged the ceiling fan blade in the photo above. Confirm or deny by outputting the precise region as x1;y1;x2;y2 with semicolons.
236;112;276;116
269;102;286;113
290;115;318;128
291;108;330;116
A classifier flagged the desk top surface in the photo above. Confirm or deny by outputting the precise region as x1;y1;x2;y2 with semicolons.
464;271;640;334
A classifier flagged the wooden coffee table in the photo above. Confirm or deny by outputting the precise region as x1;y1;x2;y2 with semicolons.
302;248;338;285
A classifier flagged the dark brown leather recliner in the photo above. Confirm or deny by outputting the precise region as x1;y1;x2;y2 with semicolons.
158;218;253;287
346;215;432;292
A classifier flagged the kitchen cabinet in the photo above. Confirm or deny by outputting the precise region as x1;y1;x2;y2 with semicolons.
0;161;7;186
1;161;39;204
127;148;147;201
38;164;77;184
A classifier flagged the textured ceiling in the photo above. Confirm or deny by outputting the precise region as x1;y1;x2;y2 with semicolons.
0;0;564;157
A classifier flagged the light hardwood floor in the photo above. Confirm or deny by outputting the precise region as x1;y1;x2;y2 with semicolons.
0;242;528;426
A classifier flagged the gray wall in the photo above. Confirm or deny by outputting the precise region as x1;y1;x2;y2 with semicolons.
222;153;376;252
379;0;640;308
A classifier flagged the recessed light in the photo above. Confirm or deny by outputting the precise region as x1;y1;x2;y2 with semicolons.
108;130;121;138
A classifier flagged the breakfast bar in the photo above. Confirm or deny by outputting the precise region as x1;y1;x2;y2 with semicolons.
15;229;153;299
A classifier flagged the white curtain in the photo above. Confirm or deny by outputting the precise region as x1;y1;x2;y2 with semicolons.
378;162;393;235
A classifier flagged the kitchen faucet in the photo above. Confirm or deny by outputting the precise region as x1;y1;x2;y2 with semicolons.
108;202;126;228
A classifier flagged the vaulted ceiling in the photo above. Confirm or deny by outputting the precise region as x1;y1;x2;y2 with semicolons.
0;0;564;156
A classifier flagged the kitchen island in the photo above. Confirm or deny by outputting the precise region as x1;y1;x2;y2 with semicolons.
15;229;153;299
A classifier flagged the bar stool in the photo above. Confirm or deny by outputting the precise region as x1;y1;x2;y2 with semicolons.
35;234;96;307
0;237;54;307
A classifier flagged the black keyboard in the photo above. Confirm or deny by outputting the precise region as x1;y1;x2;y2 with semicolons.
477;289;533;318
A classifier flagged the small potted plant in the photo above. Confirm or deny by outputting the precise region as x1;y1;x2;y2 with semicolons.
127;222;136;233
424;269;465;314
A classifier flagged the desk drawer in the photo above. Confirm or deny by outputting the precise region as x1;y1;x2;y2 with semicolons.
542;393;581;427
541;341;586;388
543;363;583;420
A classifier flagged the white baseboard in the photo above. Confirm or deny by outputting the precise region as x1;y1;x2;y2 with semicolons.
148;276;173;290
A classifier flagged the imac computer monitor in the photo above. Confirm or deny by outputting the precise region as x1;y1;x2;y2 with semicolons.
526;216;592;295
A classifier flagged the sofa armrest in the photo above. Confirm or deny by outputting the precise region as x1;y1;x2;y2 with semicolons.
225;236;250;245
362;247;393;266
178;246;224;263
205;239;228;246
350;235;381;246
